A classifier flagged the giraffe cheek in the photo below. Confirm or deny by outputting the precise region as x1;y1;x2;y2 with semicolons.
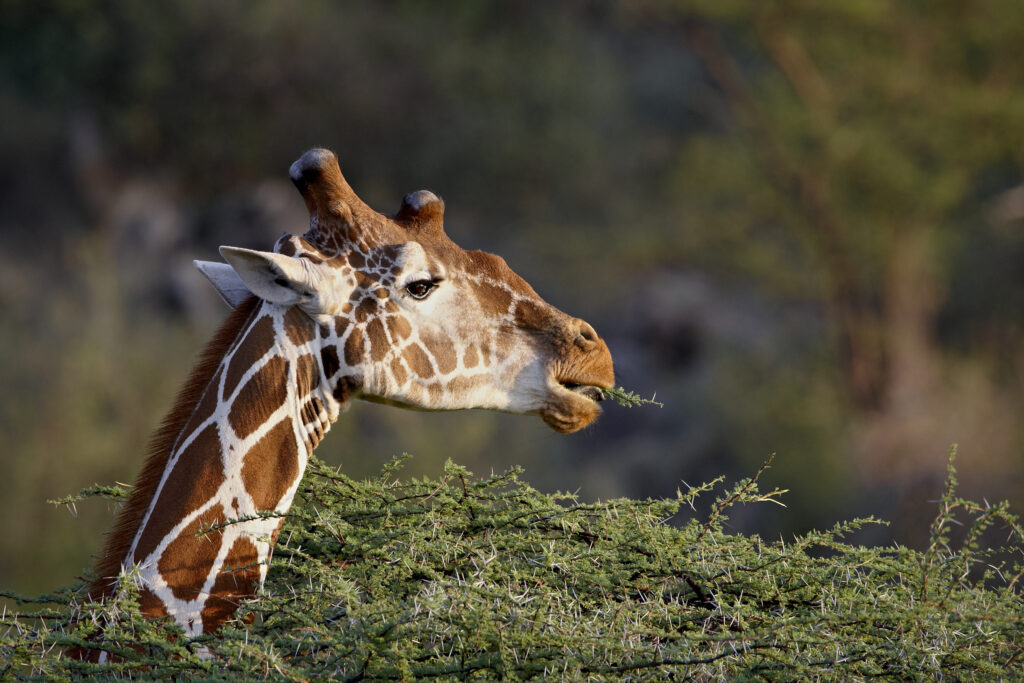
462;344;480;369
445;375;481;404
421;335;457;375
390;357;409;386
403;342;433;379
386;315;412;342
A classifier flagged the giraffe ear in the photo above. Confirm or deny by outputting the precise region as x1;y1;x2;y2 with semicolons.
193;260;252;308
218;246;320;306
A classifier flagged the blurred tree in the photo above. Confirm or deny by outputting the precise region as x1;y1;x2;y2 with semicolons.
658;1;1024;412
614;2;1024;500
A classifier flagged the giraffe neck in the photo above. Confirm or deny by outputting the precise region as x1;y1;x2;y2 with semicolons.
91;297;341;636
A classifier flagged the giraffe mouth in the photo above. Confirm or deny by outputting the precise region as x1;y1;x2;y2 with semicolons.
559;382;606;403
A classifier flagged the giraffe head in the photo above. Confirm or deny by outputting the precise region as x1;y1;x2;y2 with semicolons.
200;149;614;433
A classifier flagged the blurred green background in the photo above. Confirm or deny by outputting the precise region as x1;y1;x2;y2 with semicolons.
2;1;1022;598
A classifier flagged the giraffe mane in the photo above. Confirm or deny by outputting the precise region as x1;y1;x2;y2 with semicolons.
87;295;261;600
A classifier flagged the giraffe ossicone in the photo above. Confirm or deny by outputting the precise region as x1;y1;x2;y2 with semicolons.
87;148;615;647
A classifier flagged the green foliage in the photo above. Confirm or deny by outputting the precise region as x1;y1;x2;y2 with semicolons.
601;386;664;408
2;453;1022;680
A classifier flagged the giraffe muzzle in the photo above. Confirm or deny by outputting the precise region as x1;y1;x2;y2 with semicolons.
561;383;606;402
543;320;615;432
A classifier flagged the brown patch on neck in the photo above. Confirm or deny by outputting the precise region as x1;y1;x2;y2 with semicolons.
223;315;275;401
202;535;262;633
227;355;289;439
159;504;227;601
88;296;262;601
131;422;226;564
241;417;300;512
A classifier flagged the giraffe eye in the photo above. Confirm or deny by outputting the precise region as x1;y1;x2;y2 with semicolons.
405;279;436;300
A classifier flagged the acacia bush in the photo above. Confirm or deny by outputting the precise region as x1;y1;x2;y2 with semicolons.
2;452;1022;680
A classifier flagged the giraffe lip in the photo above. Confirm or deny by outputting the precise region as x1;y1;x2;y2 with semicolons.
559;382;605;403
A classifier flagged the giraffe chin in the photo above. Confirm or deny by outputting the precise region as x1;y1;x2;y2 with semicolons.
541;386;605;434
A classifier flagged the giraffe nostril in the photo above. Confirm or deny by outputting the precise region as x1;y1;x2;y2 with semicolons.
576;320;599;347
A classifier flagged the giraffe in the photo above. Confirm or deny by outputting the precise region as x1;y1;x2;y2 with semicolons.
86;148;615;643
